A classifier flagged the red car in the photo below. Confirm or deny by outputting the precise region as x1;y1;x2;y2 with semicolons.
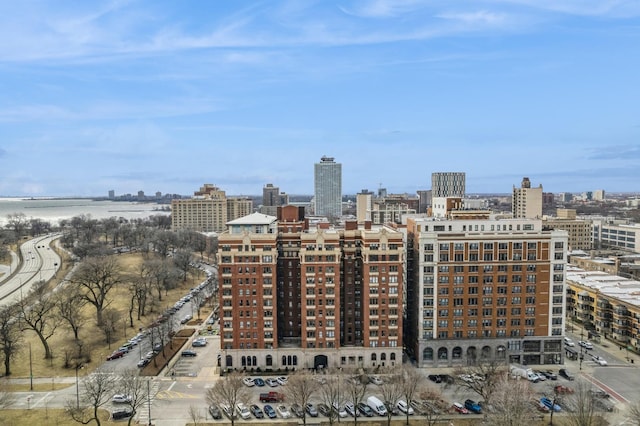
107;350;125;361
452;402;469;414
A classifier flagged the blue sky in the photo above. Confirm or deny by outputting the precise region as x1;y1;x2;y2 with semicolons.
1;0;639;197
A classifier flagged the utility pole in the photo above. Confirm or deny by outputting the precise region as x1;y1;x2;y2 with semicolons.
147;379;152;426
29;343;33;391
75;364;80;408
579;328;584;371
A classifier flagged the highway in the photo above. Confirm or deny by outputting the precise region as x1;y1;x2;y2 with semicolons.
0;233;62;307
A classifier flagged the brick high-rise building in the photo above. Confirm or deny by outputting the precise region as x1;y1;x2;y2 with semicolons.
218;206;404;371
405;216;567;367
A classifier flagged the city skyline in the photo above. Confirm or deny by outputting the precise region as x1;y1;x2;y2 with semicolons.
1;1;639;197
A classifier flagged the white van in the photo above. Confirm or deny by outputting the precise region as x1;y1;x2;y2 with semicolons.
564;337;575;347
367;396;387;416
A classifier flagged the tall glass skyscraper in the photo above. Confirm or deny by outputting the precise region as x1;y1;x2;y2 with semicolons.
314;156;342;218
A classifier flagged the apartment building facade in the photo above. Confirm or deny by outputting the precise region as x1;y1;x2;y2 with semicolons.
432;172;466;198
406;217;567;367
512;177;543;219
171;184;253;233
218;206;404;371
566;268;640;353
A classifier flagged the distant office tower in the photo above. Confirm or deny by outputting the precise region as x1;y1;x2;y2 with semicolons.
593;190;605;201
405;216;567;367
512;177;543;219
108;190;115;199
171;184;252;232
417;190;432;214
261;183;289;216
356;189;374;223
431;172;465;198
218;208;404;370
314;156;342;218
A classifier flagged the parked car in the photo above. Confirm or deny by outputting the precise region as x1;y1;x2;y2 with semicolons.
564;337;575;346
397;399;414;415
345;402;359;417
136;358;150;368
266;378;279;387
242;377;255;387
250;404;264;419
180;314;193;324
428;374;442;383
112;394;132;404
318;403;331;416
306;402;319;417
541;370;558;380
253;377;265;387
181;350;197;357
369;375;383;385
236;403;251;420
106;350;125;361
191;338;207;347
357;402;374;417
221;404;235;420
464;399;482;414
540;397;561;412
111;409;133;420
554;385;575;394
589;389;610;399
208;404;222;419
559;368;575;381
452;402;469;414
332;402;348;418
276;376;288;385
291;403;305;418
264;404;277;419
276;404;291;418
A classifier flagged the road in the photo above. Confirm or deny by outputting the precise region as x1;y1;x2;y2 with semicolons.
0;233;62;306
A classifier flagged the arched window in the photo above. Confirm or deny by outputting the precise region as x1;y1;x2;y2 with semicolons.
287;355;292;365
282;355;287;366
423;347;434;361
390;353;396;361
452;347;463;359
381;353;387;361
241;356;247;367
226;355;233;367
293;355;298;366
252;356;257;366
266;355;273;366
371;353;377;361
481;346;492;359
438;347;448;360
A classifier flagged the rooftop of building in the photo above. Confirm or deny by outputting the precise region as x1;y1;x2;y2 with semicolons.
226;212;277;225
567;266;640;307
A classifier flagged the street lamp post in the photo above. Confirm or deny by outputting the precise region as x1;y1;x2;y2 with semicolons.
579;328;585;371
147;379;152;426
75;364;80;409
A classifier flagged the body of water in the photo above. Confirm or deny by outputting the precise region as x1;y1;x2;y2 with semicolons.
0;197;170;227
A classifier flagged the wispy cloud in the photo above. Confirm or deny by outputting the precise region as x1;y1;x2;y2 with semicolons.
495;0;640;18
339;0;428;18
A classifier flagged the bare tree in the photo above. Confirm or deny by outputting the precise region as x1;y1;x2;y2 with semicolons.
285;370;318;426
378;368;403;426
66;371;117;426
626;400;640;426
344;371;368;426
318;370;345;426
115;368;153;426
419;386;447;426
452;358;507;407
55;286;87;341
5;212;28;238
173;249;193;282
100;308;120;347
486;374;537;426
398;365;425;426
205;372;250;426
70;256;123;326
0;305;22;376
17;280;58;359
563;381;609;426
188;405;202;426
145;258;179;302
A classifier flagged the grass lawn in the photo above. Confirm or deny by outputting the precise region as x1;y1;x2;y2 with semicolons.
3;249;214;380
0;408;121;426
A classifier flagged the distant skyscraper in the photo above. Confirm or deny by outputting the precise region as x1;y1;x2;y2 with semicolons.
314;156;342;218
108;190;115;199
261;183;289;216
431;172;465;198
512;177;543;219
